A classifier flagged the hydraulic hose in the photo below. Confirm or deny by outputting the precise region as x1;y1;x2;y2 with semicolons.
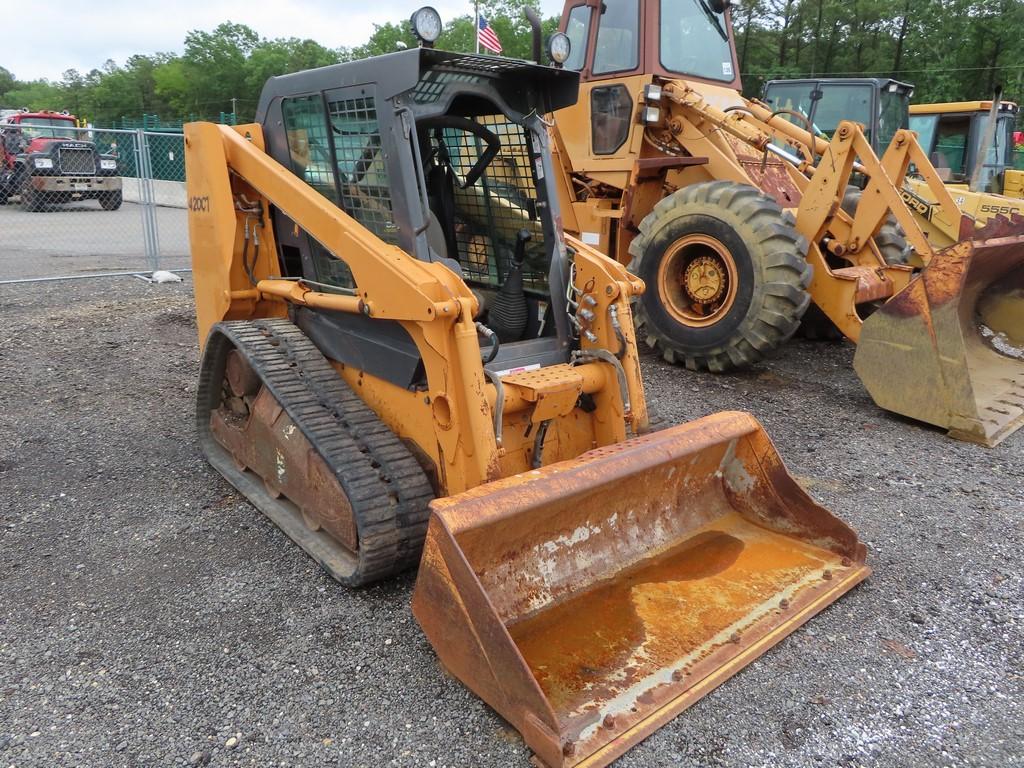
476;322;500;363
483;368;505;447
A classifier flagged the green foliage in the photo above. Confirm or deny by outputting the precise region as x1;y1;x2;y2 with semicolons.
734;0;1024;104
0;66;16;102
4;80;65;111
0;0;561;124
348;22;419;59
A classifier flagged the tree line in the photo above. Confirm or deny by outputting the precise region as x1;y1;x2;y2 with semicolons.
735;0;1024;104
1;0;1022;126
0;0;554;125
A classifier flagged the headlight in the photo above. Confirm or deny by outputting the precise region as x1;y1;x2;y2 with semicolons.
100;159;117;170
641;106;661;125
547;33;571;66
33;157;54;169
410;6;442;46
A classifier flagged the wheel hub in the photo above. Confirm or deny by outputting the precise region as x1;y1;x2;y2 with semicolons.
683;255;727;305
656;233;739;328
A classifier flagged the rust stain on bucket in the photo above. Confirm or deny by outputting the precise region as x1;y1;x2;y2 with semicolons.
509;514;830;720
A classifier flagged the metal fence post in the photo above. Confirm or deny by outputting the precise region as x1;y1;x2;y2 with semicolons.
136;128;161;272
0;123;191;284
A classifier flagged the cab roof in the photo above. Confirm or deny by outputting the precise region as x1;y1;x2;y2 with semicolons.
256;47;579;123
909;100;1019;116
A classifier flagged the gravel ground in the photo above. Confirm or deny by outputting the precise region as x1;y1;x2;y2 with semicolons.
1;276;1022;768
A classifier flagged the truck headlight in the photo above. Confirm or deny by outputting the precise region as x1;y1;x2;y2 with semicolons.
33;157;54;169
100;159;117;170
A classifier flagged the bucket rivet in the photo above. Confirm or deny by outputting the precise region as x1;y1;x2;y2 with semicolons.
671;669;683;682
562;741;575;756
823;569;833;580
603;714;616;729
779;598;790;609
730;631;741;644
841;557;852;567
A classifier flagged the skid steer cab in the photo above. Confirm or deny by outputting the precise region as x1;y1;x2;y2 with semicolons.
184;11;868;767
549;0;1024;446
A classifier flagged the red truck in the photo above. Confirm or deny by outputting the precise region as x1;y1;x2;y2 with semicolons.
0;109;122;211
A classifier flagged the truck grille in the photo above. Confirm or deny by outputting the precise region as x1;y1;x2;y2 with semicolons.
58;148;96;175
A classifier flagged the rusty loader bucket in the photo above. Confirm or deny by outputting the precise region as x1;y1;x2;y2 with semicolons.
854;236;1024;447
412;411;868;768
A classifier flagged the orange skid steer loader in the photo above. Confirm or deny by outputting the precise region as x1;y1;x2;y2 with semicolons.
547;0;1024;447
184;21;867;768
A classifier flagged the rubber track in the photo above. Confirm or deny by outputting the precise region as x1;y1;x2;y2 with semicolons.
196;318;434;586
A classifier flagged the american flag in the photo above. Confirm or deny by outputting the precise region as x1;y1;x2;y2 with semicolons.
477;15;503;54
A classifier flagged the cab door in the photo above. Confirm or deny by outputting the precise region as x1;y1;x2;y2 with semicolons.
554;0;649;183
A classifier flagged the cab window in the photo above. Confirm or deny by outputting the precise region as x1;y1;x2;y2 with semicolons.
909;114;938;156
563;5;591;72
282;95;340;204
591;85;633;154
810;85;873;142
660;0;735;81
764;83;816;126
592;0;639;75
878;89;909;152
932;116;971;180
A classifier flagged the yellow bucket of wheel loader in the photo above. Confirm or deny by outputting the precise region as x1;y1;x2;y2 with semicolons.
412;411;868;768
855;236;1024;447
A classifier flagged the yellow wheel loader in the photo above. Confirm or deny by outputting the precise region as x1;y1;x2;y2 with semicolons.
549;0;1024;447
184;15;868;768
908;100;1023;196
761;79;1024;251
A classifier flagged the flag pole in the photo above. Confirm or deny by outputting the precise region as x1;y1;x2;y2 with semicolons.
474;0;480;53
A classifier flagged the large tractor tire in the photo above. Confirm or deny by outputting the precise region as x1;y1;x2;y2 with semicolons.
628;181;812;372
842;187;911;266
99;190;123;211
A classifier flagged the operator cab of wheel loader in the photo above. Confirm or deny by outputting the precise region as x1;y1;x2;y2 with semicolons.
762;77;913;156
762;79;1020;193
909;101;1019;191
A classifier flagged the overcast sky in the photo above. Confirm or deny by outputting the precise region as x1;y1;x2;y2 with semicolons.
4;0;566;82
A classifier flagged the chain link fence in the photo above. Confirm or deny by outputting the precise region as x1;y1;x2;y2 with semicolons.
0;124;190;284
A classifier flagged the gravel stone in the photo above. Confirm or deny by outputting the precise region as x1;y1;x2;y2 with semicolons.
0;275;1021;767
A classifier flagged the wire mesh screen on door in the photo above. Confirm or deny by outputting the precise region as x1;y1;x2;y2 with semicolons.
432;115;548;291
